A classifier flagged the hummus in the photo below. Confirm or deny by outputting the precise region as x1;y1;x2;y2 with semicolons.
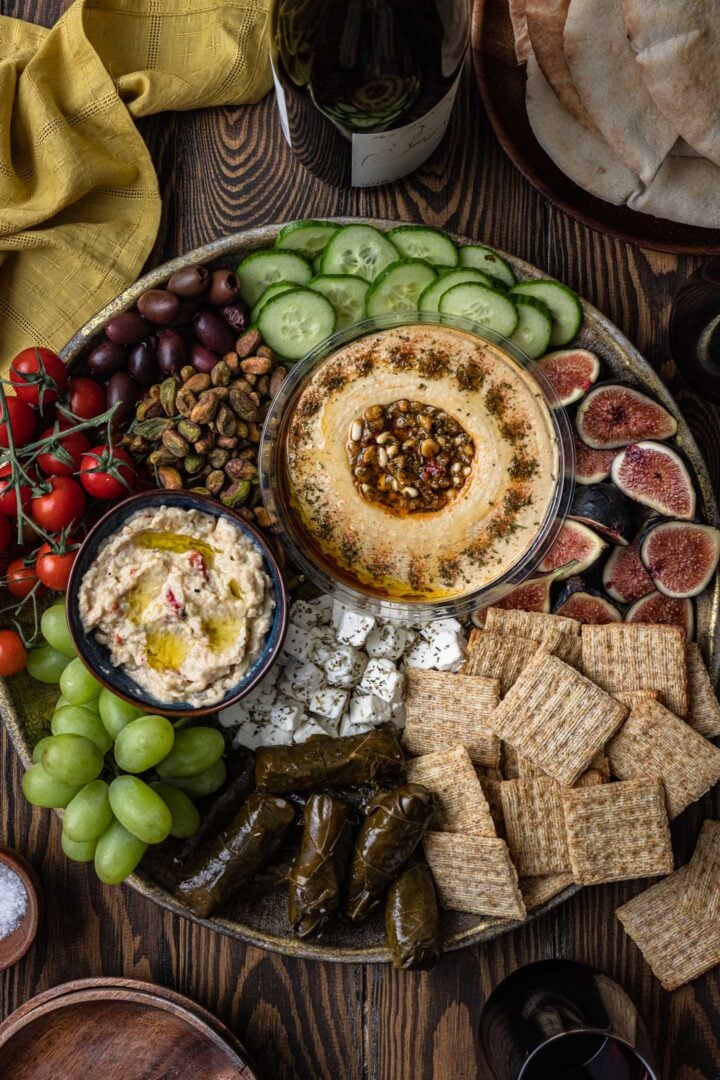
79;507;274;707
283;325;560;601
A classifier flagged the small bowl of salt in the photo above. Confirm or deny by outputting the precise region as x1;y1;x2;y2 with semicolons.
0;848;41;971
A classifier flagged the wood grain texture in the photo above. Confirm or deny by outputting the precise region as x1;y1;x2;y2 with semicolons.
2;2;720;1077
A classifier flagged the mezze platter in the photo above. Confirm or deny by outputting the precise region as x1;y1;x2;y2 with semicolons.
1;219;718;963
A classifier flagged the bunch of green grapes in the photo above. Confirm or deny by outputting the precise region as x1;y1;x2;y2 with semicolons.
22;603;226;885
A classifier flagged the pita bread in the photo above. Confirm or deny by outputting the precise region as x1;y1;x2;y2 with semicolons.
563;0;677;184
525;56;640;207
509;0;532;64
624;0;720;168
525;0;595;130
628;156;720;230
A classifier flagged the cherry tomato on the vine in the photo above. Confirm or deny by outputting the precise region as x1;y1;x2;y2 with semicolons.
0;396;36;449
10;347;68;409
6;558;43;600
79;445;136;500
0;630;27;676
68;377;106;421
0;463;33;517
35;542;77;591
36;424;91;477
30;476;86;532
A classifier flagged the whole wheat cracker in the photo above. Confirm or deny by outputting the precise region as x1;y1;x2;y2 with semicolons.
517;755;547;780
614;690;662;709
686;643;720;739
521;873;575;911
403;669;500;767
606;698;720;819
501;741;521;780
582;624;688;717
476;773;506;839
562;778;673;885
462;629;540;696
500;777;571;875
681;819;720;920
484;607;581;637
406;747;496;836
423;832;526;918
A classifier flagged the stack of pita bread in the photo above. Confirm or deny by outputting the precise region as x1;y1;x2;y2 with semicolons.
508;0;720;229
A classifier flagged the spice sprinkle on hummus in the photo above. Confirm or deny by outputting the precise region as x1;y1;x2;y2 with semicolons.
283;325;560;601
78;507;274;707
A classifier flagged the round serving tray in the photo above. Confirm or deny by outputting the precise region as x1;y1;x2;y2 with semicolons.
1;219;718;964
471;0;720;255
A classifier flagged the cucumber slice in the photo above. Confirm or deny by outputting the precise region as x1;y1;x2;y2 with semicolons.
313;254;324;274
276;220;340;258
510;280;583;346
418;268;493;313
308;275;369;329
459;245;516;288
257;288;336;361
365;259;437;317
438;282;519;338
250;281;298;324
509;295;553;360
387;226;459;268
321;224;400;282
236;250;312;306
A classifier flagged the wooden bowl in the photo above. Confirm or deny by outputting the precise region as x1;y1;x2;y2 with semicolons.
0;849;41;972
0;977;257;1079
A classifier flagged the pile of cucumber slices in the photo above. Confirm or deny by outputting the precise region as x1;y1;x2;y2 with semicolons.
236;222;583;363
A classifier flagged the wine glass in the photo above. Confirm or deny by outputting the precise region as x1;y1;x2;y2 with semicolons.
669;256;720;402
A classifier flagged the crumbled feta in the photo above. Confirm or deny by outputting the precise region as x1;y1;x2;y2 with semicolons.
308;686;349;721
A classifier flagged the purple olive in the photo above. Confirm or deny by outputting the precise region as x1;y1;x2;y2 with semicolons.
193;310;235;355
137;288;182;326
104;311;152;345
221;302;248;333
207;269;240;305
167;265;210;298
86;340;127;378
128;340;162;387
172;300;200;327
106;371;139;432
157;329;190;375
192;344;220;373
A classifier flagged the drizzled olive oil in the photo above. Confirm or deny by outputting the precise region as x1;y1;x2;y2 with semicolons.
133;530;216;566
145;629;189;672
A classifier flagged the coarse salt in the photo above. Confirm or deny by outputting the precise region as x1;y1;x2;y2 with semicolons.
0;862;28;940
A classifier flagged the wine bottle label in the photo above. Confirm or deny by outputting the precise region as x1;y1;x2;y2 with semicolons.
350;70;462;187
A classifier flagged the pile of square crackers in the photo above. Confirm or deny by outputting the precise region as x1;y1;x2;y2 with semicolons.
403;607;720;991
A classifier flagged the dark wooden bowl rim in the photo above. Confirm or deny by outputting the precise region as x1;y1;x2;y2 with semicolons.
0;849;41;973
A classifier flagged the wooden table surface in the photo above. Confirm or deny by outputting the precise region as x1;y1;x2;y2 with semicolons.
2;4;720;1078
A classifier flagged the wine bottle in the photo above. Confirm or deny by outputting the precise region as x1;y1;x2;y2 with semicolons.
269;0;470;188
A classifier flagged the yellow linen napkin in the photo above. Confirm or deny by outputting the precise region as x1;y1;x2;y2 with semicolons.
0;0;272;367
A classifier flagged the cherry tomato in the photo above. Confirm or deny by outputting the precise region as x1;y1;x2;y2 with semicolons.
0;463;33;517
36;424;91;477
0;396;36;449
6;558;43;600
10;347;68;409
68;377;106;421
0;630;27;676
79;445;136;500
30;477;86;532
35;542;77;591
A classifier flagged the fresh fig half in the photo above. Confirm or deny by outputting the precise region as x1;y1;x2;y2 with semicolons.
471;576;554;626
602;538;655;603
538;520;607;579
555;590;622;624
536;349;601;407
570;482;635;545
639;519;720;598
576;384;677;449
625;591;695;639
572;430;617;485
611;441;696;520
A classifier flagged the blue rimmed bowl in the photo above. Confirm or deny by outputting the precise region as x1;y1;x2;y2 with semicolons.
65;489;288;717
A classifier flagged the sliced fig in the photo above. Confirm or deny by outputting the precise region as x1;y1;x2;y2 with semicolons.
471;577;553;626
570;482;635;546
572;430;617;485
536;349;601;407
639;519;720;598
625;591;695;639
602;538;655;604
555;584;622;624
576;384;677;449
538;520;607;579
611;441;696;520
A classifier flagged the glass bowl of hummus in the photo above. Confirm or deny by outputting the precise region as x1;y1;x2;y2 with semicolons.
66;490;288;716
260;312;574;621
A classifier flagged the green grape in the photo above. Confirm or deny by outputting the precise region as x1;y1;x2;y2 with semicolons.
59;658;103;705
165;758;227;798
26;645;70;684
62;779;113;843
22;763;81;808
155;727;225;779
51;705;113;755
108;775;172;844
40;733;104;785
40;603;76;659
114;715;174;774
32;735;54;764
56;694;70;708
151;782;200;838
98;689;145;740
62;832;97;863
94;818;147;885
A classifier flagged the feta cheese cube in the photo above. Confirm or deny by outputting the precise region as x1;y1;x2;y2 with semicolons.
349;690;391;727
431;629;466;671
365;624;408;660
294;716;337;743
278;658;325;703
232;723;264;749
336;609;376;647
340;712;374;737
403;639;438;669
309;594;334;624
322;646;367;688
310;627;337;666
289;599;319;628
218;702;251;729
359;658;403;703
283;623;317;663
245;683;278;716
308;686;348;721
270;698;306;731
332;599;348;629
262;723;294;746
421;617;464;641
